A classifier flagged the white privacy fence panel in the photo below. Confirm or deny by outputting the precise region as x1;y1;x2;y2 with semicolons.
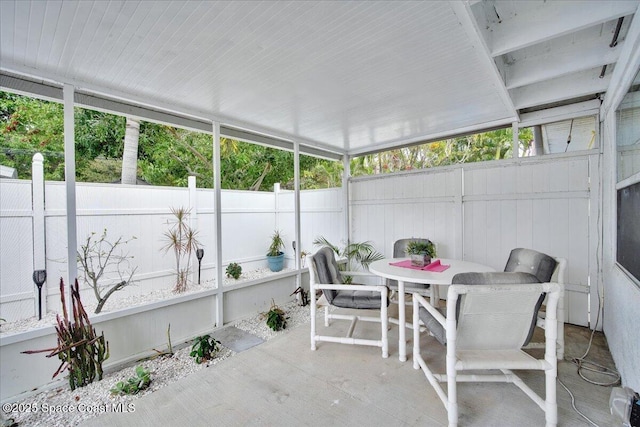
350;153;598;327
278;188;344;259
40;182;192;314
0;177;343;322
463;156;595;326
350;168;462;259
0;180;35;317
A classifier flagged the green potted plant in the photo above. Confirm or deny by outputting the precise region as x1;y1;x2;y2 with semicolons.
406;240;436;267
266;230;285;272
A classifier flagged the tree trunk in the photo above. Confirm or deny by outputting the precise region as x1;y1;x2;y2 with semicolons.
121;118;140;185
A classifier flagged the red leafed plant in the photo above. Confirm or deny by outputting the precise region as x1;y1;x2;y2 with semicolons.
22;278;109;390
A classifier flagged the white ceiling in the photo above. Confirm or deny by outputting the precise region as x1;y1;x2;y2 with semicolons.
1;1;639;155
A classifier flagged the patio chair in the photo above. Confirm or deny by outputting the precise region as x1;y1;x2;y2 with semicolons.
309;247;389;358
503;248;567;360
387;238;436;329
412;272;563;427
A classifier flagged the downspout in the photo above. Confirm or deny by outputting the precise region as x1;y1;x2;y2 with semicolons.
533;125;544;155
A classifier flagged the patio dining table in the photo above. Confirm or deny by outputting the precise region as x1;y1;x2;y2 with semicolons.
369;258;494;362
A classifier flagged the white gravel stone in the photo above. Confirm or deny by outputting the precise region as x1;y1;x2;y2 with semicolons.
0;268;294;336
0;267;310;427
1;299;312;427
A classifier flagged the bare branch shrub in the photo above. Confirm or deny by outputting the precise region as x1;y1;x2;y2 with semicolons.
77;229;137;313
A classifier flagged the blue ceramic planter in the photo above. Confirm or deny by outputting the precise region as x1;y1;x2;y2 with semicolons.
267;252;285;272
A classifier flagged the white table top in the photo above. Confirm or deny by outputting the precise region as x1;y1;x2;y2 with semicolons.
369;258;495;285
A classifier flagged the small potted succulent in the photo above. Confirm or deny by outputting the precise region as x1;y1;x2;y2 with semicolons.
406;240;436;267
266;230;285;272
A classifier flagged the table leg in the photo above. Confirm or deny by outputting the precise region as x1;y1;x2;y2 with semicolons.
398;280;406;362
430;284;440;307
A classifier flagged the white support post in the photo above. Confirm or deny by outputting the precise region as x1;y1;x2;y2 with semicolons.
31;153;47;317
294;141;301;293
273;182;281;233
342;155;350;245
512;122;520;158
212;122;224;327
63;84;76;313
188;176;198;285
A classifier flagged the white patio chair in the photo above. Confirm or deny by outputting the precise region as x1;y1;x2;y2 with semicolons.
309;247;389;358
503;248;567;360
412;273;562;427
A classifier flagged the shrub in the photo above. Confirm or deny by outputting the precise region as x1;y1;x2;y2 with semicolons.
265;300;287;331
225;262;242;280
110;366;151;395
190;335;221;364
77;228;137;313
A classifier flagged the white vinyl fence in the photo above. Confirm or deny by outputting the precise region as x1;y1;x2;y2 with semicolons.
0;168;343;323
350;151;600;328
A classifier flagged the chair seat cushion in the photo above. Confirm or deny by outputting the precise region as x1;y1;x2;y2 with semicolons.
418;306;447;345
331;289;386;309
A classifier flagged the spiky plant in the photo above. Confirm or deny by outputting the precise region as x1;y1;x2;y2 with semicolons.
267;230;285;257
312;237;384;271
161;207;201;293
22;279;109;391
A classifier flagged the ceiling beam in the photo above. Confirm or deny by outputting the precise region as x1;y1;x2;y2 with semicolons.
449;1;517;118
0;61;345;156
0;70;344;160
490;1;639;56
519;100;601;128
602;3;640;113
510;68;610;110
347;116;515;157
505;38;621;89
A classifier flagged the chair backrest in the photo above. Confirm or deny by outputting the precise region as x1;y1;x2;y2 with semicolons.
452;271;542;348
389;238;433;288
503;248;557;282
451;283;554;351
393;238;433;258
551;257;567;284
309;247;343;304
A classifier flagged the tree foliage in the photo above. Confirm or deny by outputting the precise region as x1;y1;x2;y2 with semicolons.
1;91;534;189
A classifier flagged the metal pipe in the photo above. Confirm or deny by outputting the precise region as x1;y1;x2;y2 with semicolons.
610;17;624;48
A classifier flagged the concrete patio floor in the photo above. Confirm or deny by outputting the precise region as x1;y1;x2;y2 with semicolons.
84;306;618;426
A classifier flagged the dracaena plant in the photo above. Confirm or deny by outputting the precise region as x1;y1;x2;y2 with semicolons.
161;207;201;293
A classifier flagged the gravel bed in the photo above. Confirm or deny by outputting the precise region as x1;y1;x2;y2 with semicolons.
1;299;312;427
0;268;294;336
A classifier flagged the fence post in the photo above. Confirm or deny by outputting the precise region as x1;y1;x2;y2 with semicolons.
188;175;198;285
273;182;281;233
32;153;47;317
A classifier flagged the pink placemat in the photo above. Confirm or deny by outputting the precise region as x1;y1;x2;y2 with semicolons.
389;259;450;272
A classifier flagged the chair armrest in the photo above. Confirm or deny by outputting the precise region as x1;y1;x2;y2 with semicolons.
341;270;378;278
313;283;387;292
413;293;446;327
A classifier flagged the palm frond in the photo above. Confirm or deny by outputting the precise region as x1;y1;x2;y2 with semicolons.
312;236;341;256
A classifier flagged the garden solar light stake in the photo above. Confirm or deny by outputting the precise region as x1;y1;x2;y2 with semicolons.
32;269;47;320
196;249;204;284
